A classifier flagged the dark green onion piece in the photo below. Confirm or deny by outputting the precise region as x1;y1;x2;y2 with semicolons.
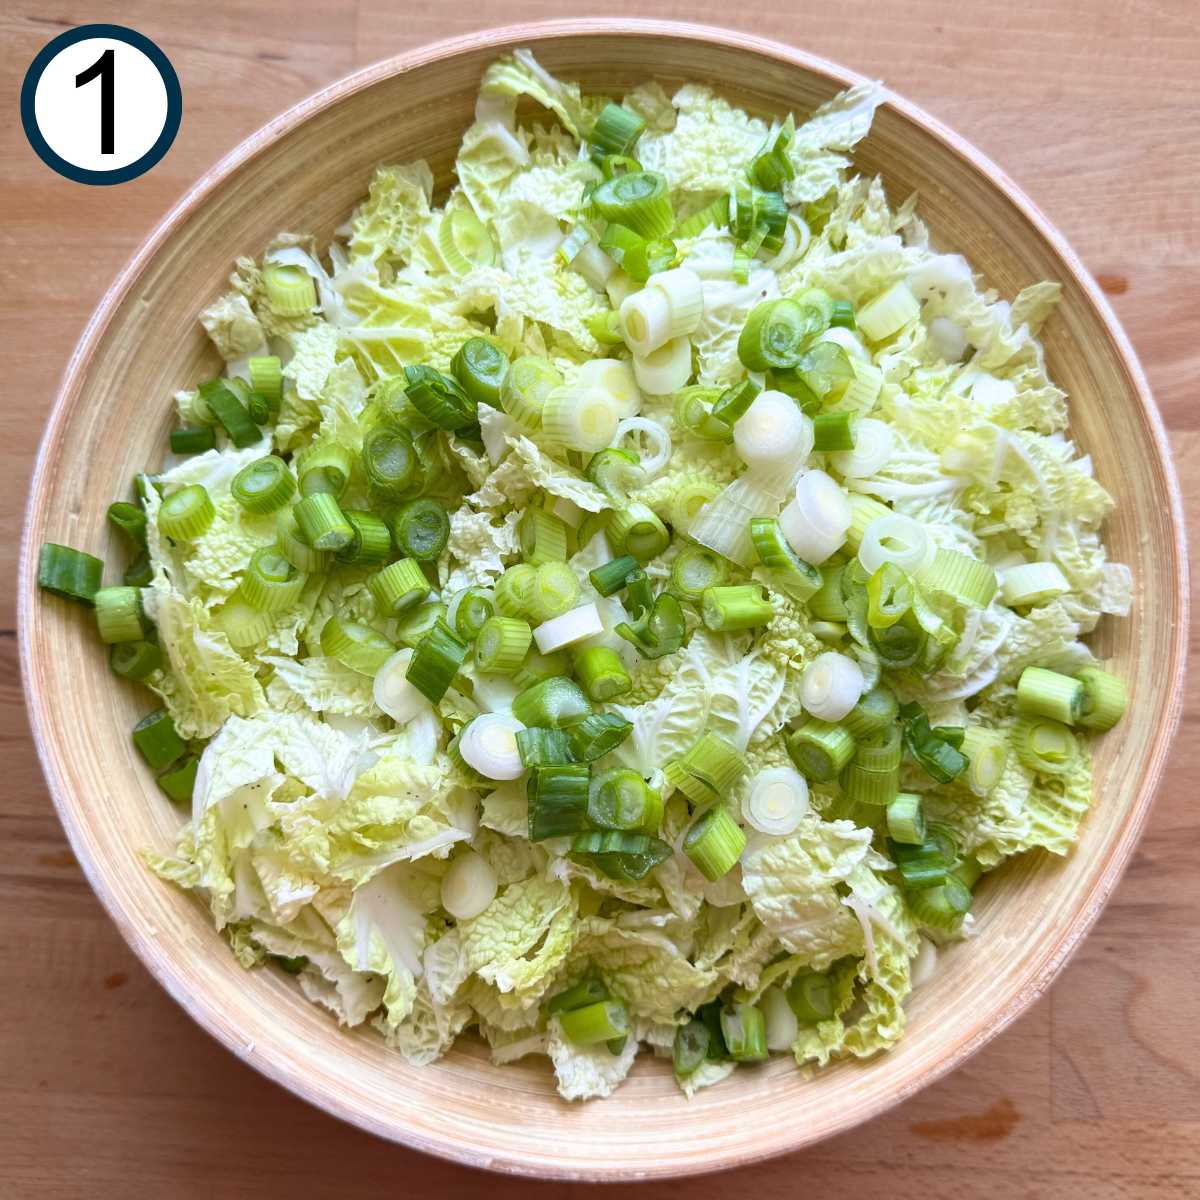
566;712;634;762
450;587;495;641
569;829;672;881
169;426;217;455
451;337;509;409
109;638;162;681
906;876;973;930
362;426;417;499
37;543;103;604
336;510;392;566
515;727;575;768
590;102;646;157
157;755;199;805
738;296;823;372
589;555;640;598
673;1019;711;1078
829;300;856;329
812;411;857;452
405;620;468;702
132;708;186;770
94;586;147;644
528;763;591;840
787;971;836;1023
123;551;153;589
157;484;215;541
198;379;261;448
616;592;685;660
391;498;449;561
700;584;773;632
231;456;295;515
107;501;147;547
720;1003;768;1062
404;364;476;431
900;704;969;784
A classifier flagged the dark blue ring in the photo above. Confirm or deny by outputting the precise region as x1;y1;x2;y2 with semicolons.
20;23;182;186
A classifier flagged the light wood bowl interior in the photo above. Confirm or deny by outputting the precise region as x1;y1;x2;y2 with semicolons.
18;20;1188;1180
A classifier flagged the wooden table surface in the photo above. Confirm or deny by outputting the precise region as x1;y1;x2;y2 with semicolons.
3;2;1197;1195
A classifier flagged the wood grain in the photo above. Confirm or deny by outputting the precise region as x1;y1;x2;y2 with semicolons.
3;2;1198;1195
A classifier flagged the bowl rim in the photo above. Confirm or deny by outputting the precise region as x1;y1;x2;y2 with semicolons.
18;17;1189;1180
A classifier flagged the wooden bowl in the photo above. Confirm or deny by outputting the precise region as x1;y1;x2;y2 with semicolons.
19;19;1188;1179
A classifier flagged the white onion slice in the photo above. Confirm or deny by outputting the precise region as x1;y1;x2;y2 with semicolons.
734;390;814;472
646;266;704;339
778;470;851;565
440;849;499;920
576;358;642;419
742;767;810;836
612;416;672;477
858;514;930;575
533;603;604;653
830;417;894;479
800;651;864;721
762;986;800;1051
458;713;525;780
372;649;432;724
762;212;811;271
631;337;693;395
619;287;672;356
472;672;519;713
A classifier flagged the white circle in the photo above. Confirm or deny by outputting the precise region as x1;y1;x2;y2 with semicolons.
33;37;169;173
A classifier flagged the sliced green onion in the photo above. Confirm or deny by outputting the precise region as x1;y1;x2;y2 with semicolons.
451;337;509;409
587;768;663;835
952;857;984;890
749;114;796;189
674;385;733;442
214;597;274;648
901;705;969;784
248;354;282;405
321;617;396;676
592;171;673;239
1076;667;1128;731
600;224;675;285
367;559;429;619
495;563;538;619
94;586;147;644
905;877;972;930
157;755;199;805
37;543;103;604
701;583;774;632
132;708;185;770
276;507;332;573
809;564;849;621
109;638;162;681
684;805;746;881
840;760;899;806
738;297;821;372
887;792;926;844
812;410;857;452
845;495;893;552
729;182;789;252
607;502;669;564
437;202;496;274
405;620;468;701
854;724;903;772
548;977;609;1015
198;379;261;449
681;732;746;794
558;998;629;1046
750;517;821;601
474;616;532;675
918;548;997;608
866;563;914;629
391;601;444;650
336;509;392;566
585;447;644;505
960;727;1009;795
512;649;571;690
720;1003;768;1063
1012;716;1078;776
856;281;919;342
262;262;316;315
742;767;809;836
829;300;855;330
231;456;295;514
570;829;672;881
787;719;856;782
512;675;592;729
528;763;591;840
107;501;147;547
587;310;625;345
294;492;354;552
787;971;836;1023
445;586;495;642
169;426;216;455
567;713;634;762
516;727;575;768
673;1019;711;1077
616;592;685;659
664;759;720;808
296;442;353;499
669;544;728;602
240;548;305;612
589;555;640;597
500;356;563;431
542;383;622;453
390;499;449;561
591;102;646;157
458;713;525;781
158;484;215;540
519;508;568;566
1017;666;1086;726
573;646;632;702
841;686;899;741
890;838;948;890
362;426;417;499
404;364;476;431
999;560;1071;607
